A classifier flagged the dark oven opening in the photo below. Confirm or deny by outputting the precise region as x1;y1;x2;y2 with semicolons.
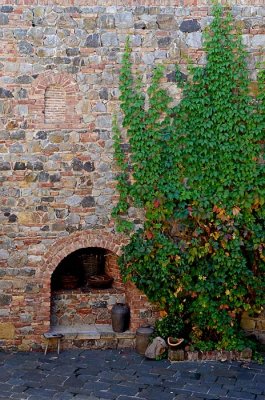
51;247;111;291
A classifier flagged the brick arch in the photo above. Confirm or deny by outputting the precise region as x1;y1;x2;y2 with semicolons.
37;230;155;333
40;230;128;283
29;72;82;129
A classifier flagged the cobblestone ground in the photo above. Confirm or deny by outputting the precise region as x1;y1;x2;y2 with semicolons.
0;349;264;400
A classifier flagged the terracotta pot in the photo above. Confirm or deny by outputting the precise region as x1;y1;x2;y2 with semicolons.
167;337;184;347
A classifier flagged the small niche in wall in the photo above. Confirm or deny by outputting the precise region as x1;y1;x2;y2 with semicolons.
44;85;66;124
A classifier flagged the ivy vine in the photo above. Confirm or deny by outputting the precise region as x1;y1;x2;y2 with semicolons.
112;4;264;351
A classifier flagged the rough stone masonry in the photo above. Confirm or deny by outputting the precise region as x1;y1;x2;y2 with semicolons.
0;0;264;350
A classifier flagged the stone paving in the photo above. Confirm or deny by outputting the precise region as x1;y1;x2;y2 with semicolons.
0;349;264;400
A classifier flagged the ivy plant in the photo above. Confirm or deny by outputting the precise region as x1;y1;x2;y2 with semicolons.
113;4;264;351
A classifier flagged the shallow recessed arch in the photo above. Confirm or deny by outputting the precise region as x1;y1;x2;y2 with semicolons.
29;71;82;129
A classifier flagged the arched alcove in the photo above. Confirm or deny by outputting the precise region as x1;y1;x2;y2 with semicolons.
44;85;66;124
35;230;159;344
29;72;82;129
50;246;125;327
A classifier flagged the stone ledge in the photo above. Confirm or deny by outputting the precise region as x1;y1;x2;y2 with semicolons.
50;324;135;340
44;324;136;351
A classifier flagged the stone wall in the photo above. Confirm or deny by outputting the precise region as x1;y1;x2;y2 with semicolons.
0;0;264;350
51;289;126;326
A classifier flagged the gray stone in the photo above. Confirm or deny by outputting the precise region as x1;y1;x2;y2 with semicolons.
99;14;115;29
0;249;9;259
72;158;83;171
158;36;172;48
96;115;112;129
10;130;25;140
55;209;68;218
0;87;13;98
83;161;95;172
66;213;80;225
37;205;48;212
18;88;28;99
180;19;201;33
38;171;49;182
0;13;8;25
84;215;98;225
135;6;146;14
8;252;28;268
81;196;95;208
145;337;167;359
37;47;55;57
53;57;71;64
186;32;202;48
65;195;82;206
66;47;80;56
98;162;109;172
1;6;13;13
20;268;36;276
157;14;177;30
115;12;134;29
129;34;142;47
0;309;9;317
51;222;65;231
0;161;11;170
134;21;146;30
27;161;43;170
44;34;60;47
96;196;108;206
8;214;17;223
13;29;27;39
20;313;32;322
154;50;167;59
16;75;33;84
200;16;214;29
45;11;58;26
58;14;77;29
101;32;119;47
252;34;265;47
142;52;155;64
50;173;61;182
16;104;28;116
35;131;47;140
0;294;12;306
141;14;158;29
85;33;101;48
84;17;97;30
93;102;107;112
18;41;34;54
99;87;108;100
14;162;26;170
91;300;107;308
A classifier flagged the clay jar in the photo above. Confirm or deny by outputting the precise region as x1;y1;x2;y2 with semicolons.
111;303;130;333
136;325;154;355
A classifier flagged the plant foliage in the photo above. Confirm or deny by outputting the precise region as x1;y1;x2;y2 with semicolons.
112;4;264;350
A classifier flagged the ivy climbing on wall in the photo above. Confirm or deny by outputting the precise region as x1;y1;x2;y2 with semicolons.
112;4;264;351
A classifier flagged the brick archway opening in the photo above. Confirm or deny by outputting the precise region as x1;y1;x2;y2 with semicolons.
50;246;125;328
36;230;159;349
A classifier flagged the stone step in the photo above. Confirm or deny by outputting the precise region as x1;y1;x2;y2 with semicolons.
50;324;135;340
